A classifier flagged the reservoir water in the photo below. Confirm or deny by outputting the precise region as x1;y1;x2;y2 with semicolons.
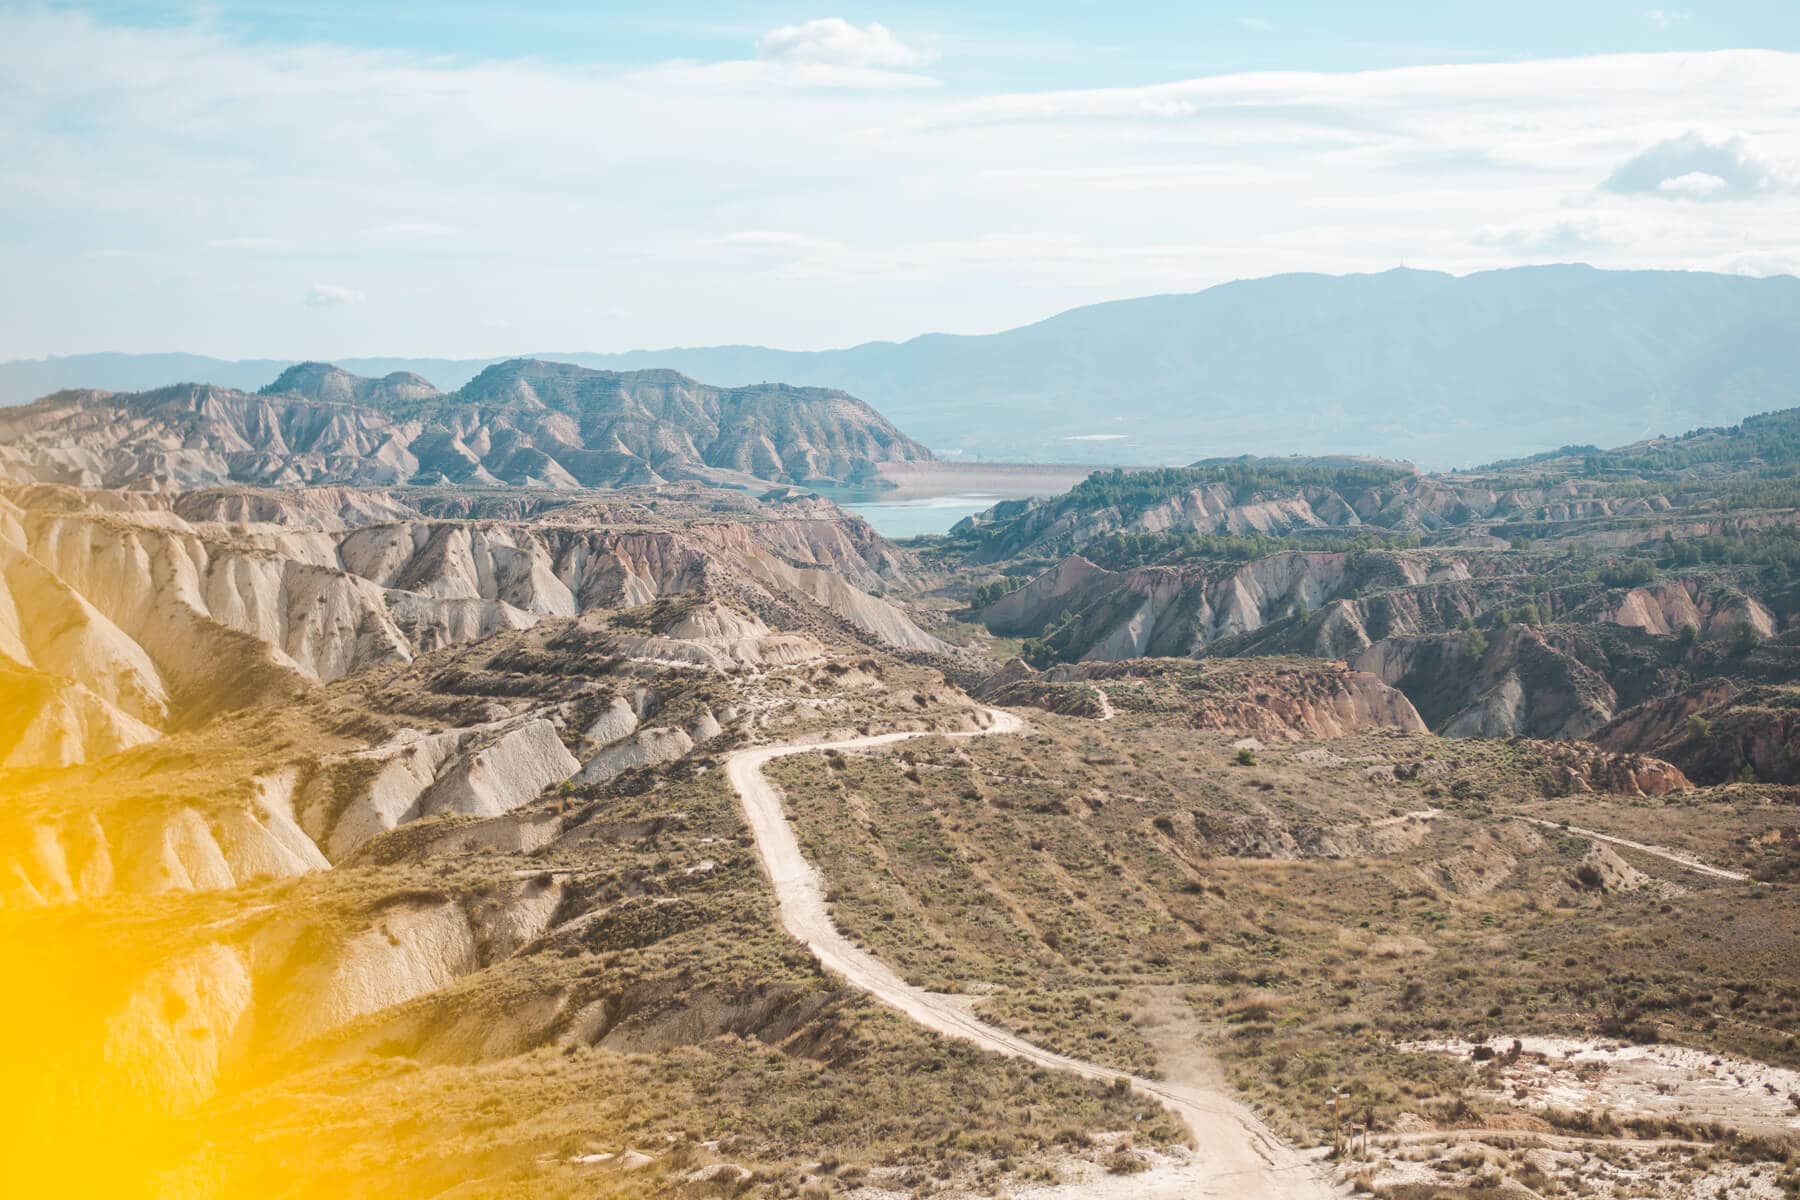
841;492;1000;538
810;463;1103;539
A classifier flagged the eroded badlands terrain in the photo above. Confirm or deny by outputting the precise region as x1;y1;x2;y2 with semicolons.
1;365;1796;1198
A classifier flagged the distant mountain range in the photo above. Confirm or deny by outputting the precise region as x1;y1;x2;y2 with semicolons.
6;264;1799;469
0;360;929;490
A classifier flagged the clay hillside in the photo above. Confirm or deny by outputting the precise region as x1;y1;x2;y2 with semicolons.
943;408;1800;789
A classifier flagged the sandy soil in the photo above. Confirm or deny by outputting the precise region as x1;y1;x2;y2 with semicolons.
1402;1036;1800;1139
1336;1035;1800;1197
725;709;1336;1200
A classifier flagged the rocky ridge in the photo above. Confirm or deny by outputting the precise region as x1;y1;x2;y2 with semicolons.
0;358;931;492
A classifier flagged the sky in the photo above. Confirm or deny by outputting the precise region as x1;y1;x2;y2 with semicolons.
3;1;1799;360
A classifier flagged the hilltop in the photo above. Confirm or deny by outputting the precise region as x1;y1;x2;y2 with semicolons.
8;265;1800;466
0;359;930;491
946;406;1800;786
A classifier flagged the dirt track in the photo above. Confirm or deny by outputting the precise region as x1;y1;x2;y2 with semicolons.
1521;817;1749;881
725;708;1336;1200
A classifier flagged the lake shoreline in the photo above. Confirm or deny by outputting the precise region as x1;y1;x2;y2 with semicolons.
819;461;1120;537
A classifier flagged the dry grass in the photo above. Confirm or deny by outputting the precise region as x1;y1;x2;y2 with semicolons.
770;710;1800;1156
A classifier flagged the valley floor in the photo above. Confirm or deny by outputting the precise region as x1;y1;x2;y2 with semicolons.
727;709;1336;1199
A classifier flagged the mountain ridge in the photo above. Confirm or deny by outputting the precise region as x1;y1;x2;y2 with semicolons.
0;359;931;491
8;265;1800;468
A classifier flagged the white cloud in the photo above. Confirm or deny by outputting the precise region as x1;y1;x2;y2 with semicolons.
363;222;456;237
1471;216;1615;253
984;163;1293;191
1642;9;1689;30
1718;250;1800;277
1657;171;1729;198
1602;132;1787;201
917;51;1800;148
634;56;938;91
305;283;364;307
717;231;845;255
2;7;1799;360
1237;17;1277;33
756;18;926;69
207;236;295;250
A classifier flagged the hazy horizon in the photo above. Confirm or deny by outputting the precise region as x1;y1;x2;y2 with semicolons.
6;260;1797;366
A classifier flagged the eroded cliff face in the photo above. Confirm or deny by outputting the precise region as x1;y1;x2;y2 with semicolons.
302;717;582;861
976;545;1793;745
0;486;950;768
0;570;977;913
981;549;1501;662
1606;577;1776;640
1513;738;1693;797
21;874;570;1150
1356;624;1626;740
1;767;327;908
1598;681;1800;785
957;474;1693;562
981;551;1350;656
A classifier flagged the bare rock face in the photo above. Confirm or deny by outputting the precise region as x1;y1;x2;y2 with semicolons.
1516;738;1693;796
0;811;114;906
970;525;1794;765
1608;578;1776;640
264;362;441;407
414;719;580;822
0;672;161;768
303;716;579;860
979;549;1500;663
1596;681;1800;785
266;900;483;1051
1;772;328;907
0;538;167;716
687;521;950;655
0;486;946;769
1190;668;1426;739
1359;624;1620;741
1568;843;1683;898
1596;682;1741;754
582;695;640;747
609;598;826;671
66;872;565;1145
578;727;695;786
956;468;1691;564
101;943;255;1114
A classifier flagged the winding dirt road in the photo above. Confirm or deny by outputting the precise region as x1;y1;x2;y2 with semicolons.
726;708;1335;1200
1521;817;1748;882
